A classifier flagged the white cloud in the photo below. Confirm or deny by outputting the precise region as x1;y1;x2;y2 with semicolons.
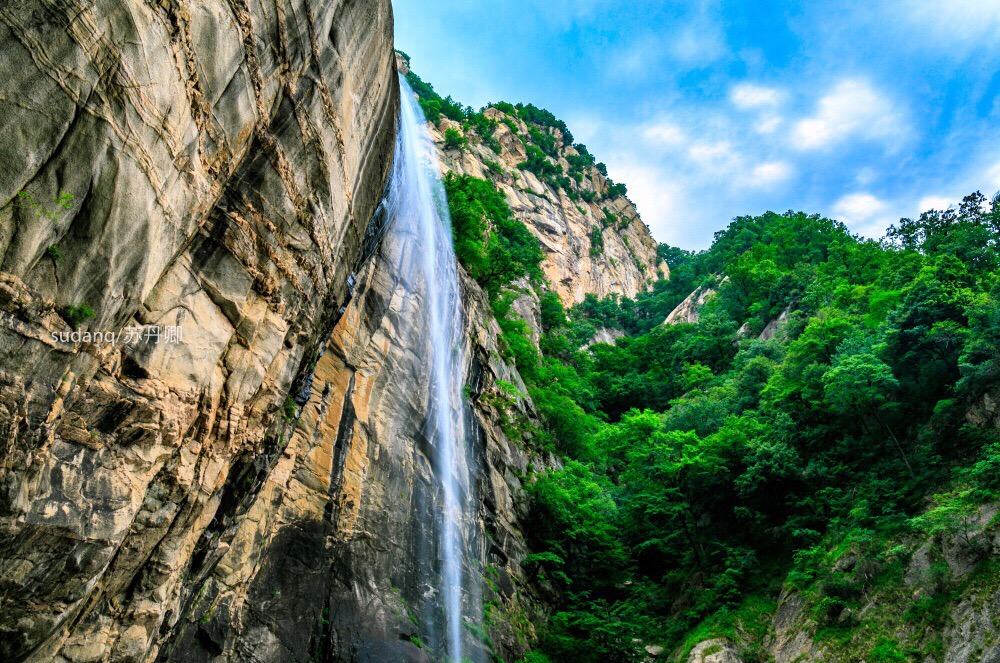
609;7;726;78
731;83;781;109
609;36;662;76
605;156;688;245
835;193;886;218
688;141;739;171
898;0;1000;42
687;141;793;189
833;192;893;236
755;115;783;135
731;84;784;135
643;121;686;146
917;196;954;212
670;19;727;64
792;79;906;150
749;162;793;187
987;162;1000;192
854;167;878;185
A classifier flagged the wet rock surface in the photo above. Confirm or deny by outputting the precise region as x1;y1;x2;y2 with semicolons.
200;221;550;662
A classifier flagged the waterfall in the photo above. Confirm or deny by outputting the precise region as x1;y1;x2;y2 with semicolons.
390;73;475;662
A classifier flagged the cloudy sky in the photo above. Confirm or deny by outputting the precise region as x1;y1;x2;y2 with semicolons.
393;0;1000;250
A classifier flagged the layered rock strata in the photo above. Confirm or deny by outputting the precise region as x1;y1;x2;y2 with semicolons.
0;0;399;659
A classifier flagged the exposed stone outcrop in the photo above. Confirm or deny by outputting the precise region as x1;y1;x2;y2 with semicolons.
687;640;743;663
766;590;824;663
748;501;1000;663
940;592;1000;663
583;327;625;349
0;0;399;659
418;92;667;306
665;285;717;325
758;307;791;341
967;390;1000;429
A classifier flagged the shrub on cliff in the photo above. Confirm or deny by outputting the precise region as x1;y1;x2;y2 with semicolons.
605;181;627;199
405;69;467;122
589;227;604;257
443;127;467;151
443;173;543;295
518;146;563;185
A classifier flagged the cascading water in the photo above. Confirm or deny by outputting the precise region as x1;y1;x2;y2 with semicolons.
388;74;477;662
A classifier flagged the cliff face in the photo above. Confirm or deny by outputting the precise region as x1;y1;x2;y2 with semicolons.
162;191;547;663
0;0;399;659
426;103;667;306
0;3;551;661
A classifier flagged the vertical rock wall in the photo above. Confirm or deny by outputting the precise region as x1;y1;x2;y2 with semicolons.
177;214;548;662
0;0;398;660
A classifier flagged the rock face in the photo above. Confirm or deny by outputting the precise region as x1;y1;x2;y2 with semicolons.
420;96;667;306
758;307;791;341
766;590;824;663
665;285;717;325
163;189;547;663
583;327;625;349
0;4;550;662
0;0;399;660
748;501;1000;663
687;640;743;663
968;390;1000;429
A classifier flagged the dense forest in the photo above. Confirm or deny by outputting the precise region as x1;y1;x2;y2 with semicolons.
409;63;1000;661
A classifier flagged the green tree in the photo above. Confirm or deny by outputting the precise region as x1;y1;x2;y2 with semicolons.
540;291;568;332
444;173;544;294
823;351;912;476
443;127;467;150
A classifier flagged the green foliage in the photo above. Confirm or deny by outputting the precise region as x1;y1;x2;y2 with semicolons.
566;151;596;178
62;304;94;327
444;173;544;295
870;637;907;663
518;145;562;180
421;58;1000;661
14;189;74;223
405;69;467;122
465;110;502;152
540;291;568;332
483;158;504;177
515;102;574;143
443;127;467;151
408;61;607;204
605;181;627;199
282;395;296;422
887;191;1000;273
492;291;541;381
46;244;62;261
589;226;604;257
513;198;1000;661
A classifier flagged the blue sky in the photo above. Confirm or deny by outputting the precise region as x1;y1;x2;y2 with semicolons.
394;0;1000;250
